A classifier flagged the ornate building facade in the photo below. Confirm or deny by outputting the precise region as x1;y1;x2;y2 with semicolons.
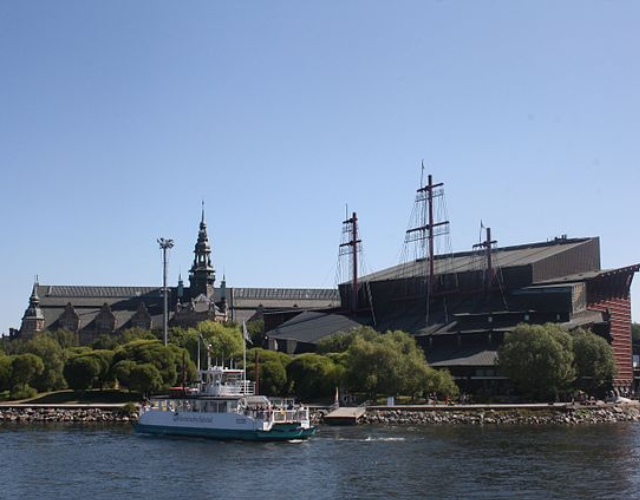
18;211;339;344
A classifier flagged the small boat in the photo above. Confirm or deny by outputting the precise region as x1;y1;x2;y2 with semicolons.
135;364;316;441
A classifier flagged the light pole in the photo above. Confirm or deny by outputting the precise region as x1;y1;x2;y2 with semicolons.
157;237;174;346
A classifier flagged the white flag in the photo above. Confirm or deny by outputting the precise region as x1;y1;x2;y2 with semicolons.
242;321;253;345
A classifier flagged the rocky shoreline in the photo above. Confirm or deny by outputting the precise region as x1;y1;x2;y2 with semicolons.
356;405;640;426
3;404;640;426
310;404;640;426
0;407;138;423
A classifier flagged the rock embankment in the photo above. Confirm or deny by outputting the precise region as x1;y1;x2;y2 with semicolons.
0;407;137;423
359;405;640;425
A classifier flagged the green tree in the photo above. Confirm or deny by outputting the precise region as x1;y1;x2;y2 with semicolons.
572;329;616;396
168;327;203;378
316;328;361;354
112;360;137;390
64;355;102;392
119;327;158;344
168;344;197;386
498;323;576;401
325;352;348;388
286;353;338;401
11;353;45;393
24;333;67;391
81;350;115;390
91;334;119;351
345;328;414;398
168;326;195;348
632;323;640;345
425;367;459;398
1;337;26;355
51;329;80;349
247;348;291;396
339;327;458;401
66;346;92;357
0;354;13;391
197;321;244;363
112;340;178;388
246;319;265;345
129;363;163;396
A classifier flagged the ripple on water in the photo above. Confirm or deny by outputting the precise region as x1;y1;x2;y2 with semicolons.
2;423;640;500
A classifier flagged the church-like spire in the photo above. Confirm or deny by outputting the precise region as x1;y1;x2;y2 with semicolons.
189;204;215;298
20;280;45;337
220;272;227;300
177;272;184;300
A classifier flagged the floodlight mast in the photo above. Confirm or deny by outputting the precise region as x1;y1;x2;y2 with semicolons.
158;238;174;346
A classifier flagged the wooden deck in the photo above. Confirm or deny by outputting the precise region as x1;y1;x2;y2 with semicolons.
324;406;367;426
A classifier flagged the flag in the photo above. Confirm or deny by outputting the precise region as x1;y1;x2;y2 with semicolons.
242;321;253;345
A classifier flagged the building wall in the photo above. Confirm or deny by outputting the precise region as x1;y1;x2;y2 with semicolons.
588;296;633;388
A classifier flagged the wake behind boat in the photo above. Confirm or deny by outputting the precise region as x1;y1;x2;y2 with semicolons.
135;363;316;441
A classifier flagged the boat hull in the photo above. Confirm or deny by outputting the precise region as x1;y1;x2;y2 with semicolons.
134;422;316;441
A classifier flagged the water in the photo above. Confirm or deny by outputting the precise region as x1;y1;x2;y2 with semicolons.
2;422;640;499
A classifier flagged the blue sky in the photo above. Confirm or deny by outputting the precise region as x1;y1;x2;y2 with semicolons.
1;1;639;333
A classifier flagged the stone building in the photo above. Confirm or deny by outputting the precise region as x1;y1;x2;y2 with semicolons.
18;211;339;344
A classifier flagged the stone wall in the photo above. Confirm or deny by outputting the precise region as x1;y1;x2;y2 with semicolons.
361;406;640;425
0;407;137;423
312;405;640;426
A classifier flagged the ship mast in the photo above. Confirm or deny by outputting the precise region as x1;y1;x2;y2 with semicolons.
473;226;497;291
339;211;362;313
405;169;450;295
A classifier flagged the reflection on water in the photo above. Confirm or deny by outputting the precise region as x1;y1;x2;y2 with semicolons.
2;423;640;500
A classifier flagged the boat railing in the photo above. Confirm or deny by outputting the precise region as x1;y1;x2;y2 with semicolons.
204;380;255;396
271;406;310;423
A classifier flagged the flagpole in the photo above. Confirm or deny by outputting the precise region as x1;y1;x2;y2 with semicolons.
242;321;247;388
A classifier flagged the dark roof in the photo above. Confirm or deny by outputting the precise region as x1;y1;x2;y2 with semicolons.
536;264;640;285
354;237;597;283
229;287;339;310
231;288;338;301
37;285;339;303
39;285;161;299
29;284;339;333
268;311;364;344
427;346;498;367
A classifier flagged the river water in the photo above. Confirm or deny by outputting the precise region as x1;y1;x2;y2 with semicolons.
2;422;640;499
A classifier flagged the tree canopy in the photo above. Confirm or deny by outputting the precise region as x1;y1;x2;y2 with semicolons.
286;353;337;401
23;333;67;392
11;353;45;393
247;348;291;396
632;323;640;345
319;326;459;400
129;363;163;396
112;340;178;389
198;321;244;362
498;323;576;401
0;354;13;391
572;328;616;395
64;355;103;392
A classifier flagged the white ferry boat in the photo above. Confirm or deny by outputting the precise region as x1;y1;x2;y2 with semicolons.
135;364;316;441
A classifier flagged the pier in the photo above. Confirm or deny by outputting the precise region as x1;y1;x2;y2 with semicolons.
324;406;367;425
